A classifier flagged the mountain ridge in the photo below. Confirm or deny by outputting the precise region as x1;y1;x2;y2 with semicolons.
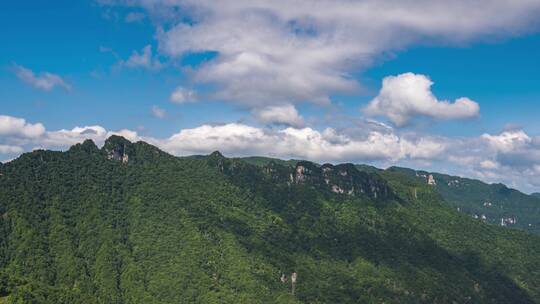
229;156;540;235
0;137;539;303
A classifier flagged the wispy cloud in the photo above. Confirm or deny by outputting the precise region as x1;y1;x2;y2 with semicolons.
14;64;71;91
0;145;23;154
121;45;162;70
125;12;145;23
151;105;167;119
170;86;197;104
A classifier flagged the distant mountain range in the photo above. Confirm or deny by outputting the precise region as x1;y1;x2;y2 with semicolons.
385;167;540;235
239;156;540;235
0;136;539;303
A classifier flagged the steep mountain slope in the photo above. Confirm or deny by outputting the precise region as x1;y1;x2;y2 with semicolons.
388;167;540;235
234;157;540;235
0;137;539;303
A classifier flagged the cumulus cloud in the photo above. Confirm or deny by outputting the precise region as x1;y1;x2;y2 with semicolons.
14;65;71;91
122;45;162;70
41;126;108;148
102;0;540;110
155;123;445;163
151;105;167;119
43;126;140;148
3;112;540;193
170;86;197;104
482;130;531;153
0;115;46;138
252;104;304;127
442;129;540;192
364;73;480;126
0;114;446;165
482;130;540;173
0;115;140;153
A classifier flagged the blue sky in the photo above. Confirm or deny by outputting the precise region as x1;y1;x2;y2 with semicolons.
2;0;540;193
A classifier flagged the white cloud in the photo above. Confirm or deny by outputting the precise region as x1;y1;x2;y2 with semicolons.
442;129;540;192
252;104;304;127
480;160;500;170
43;126;140;148
103;0;540;110
0;115;46;138
14;65;71;91
3;112;540;193
0;115;141;153
109;129;140;142
123;45;162;70
364;73;480;126
42;126;109;148
151;105;167;119
170;86;197;104
481;130;531;153
156;123;445;163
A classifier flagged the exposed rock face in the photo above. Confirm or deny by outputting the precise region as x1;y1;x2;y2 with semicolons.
103;135;133;164
289;162;392;199
208;153;392;200
427;174;436;185
106;145;129;163
208;151;236;174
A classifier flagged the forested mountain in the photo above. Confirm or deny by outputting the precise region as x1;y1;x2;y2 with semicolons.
387;167;540;235
241;157;540;235
0;136;539;303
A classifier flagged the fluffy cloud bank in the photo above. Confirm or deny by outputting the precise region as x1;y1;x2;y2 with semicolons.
0;114;443;165
365;73;480;126
2;113;540;192
14;65;71;91
0;116;140;158
156;123;445;163
0;115;45;138
103;0;540;111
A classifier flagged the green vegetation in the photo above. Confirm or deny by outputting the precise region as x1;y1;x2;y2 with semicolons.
236;156;302;168
388;167;540;235
0;136;539;303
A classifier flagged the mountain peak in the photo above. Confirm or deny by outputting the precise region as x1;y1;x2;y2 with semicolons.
104;135;132;147
209;150;224;158
68;139;99;154
103;135;133;164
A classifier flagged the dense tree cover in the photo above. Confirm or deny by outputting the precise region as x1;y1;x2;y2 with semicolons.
235;156;301;168
387;167;540;235
243;157;540;235
0;136;539;303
